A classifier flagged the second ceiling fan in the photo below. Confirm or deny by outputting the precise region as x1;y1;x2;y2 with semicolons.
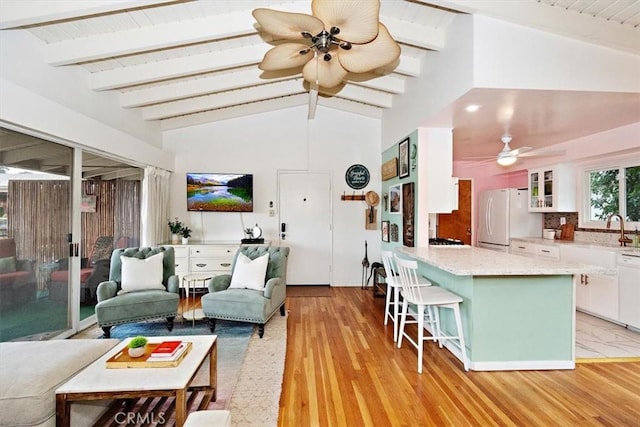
469;135;566;166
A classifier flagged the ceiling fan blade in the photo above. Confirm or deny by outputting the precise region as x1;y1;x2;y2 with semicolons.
258;43;313;71
303;56;348;89
509;146;532;156
312;0;379;43
338;23;400;73
519;149;566;158
253;8;324;40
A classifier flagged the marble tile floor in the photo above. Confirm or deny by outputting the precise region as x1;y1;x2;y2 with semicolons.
575;311;640;359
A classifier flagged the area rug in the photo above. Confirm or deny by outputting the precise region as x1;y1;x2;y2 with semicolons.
225;312;287;426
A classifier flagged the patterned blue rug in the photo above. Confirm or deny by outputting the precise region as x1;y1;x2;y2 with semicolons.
104;318;253;340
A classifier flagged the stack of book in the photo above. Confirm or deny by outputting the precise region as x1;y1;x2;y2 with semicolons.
146;340;188;362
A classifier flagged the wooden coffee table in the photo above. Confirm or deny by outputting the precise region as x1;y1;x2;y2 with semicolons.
56;335;217;427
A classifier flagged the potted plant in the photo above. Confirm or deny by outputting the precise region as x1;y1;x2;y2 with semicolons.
168;217;184;243
128;335;148;358
181;226;192;244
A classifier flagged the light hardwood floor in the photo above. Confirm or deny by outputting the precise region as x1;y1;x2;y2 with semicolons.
278;287;640;426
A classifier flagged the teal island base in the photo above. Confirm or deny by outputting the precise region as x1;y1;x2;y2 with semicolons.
410;260;575;371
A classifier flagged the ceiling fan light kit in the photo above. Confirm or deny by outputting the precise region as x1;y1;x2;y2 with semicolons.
497;154;518;166
252;0;401;90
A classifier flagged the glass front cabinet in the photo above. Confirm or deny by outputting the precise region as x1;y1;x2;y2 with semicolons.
528;164;576;212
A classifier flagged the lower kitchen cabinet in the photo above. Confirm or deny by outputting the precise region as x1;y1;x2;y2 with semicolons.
560;246;619;322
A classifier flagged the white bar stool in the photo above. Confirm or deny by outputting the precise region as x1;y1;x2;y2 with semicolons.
381;250;431;342
394;255;469;373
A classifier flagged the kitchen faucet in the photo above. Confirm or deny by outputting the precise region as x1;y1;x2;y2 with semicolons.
606;214;633;246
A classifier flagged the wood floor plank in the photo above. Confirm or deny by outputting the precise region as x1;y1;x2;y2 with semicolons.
278;287;640;426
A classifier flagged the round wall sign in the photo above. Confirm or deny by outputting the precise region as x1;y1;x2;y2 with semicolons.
345;164;370;189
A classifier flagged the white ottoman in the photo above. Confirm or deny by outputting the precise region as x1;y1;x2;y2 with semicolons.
184;410;231;427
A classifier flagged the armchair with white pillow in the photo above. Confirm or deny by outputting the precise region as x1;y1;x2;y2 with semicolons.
95;246;180;338
201;246;289;338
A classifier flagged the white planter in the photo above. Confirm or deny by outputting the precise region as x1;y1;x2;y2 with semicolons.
128;346;146;358
171;234;180;244
182;237;189;245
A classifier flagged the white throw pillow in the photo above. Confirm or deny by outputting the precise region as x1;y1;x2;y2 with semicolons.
229;252;269;290
119;252;165;294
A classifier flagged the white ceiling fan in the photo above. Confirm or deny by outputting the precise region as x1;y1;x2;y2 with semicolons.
467;135;566;166
252;0;401;118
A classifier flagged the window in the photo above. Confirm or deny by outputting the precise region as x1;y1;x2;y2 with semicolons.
582;162;640;229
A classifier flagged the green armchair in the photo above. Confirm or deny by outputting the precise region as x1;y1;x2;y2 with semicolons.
95;246;180;338
201;246;289;338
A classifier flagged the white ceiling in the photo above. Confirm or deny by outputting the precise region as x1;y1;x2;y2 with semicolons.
1;0;639;164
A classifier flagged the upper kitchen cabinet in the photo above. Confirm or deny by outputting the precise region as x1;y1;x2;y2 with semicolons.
528;164;576;212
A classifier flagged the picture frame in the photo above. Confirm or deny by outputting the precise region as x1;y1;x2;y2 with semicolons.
388;184;402;214
381;220;390;242
398;138;410;179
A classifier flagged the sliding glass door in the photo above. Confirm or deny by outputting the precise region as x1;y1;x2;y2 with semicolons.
0;128;142;341
0;135;74;340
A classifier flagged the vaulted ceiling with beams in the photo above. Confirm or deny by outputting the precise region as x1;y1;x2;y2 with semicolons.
0;0;639;175
1;0;638;129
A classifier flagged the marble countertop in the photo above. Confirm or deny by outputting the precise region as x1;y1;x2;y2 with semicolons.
511;237;639;253
398;246;611;277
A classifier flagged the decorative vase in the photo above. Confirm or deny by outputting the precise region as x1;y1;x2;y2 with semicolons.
128;346;146;358
181;237;189;245
171;233;180;244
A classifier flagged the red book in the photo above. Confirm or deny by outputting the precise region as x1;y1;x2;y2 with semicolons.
151;341;183;357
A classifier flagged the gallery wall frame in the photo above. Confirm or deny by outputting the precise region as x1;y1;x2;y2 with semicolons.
388;184;402;214
398;138;410;179
381;220;389;242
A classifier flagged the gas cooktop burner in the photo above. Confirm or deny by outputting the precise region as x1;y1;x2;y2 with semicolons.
429;238;465;246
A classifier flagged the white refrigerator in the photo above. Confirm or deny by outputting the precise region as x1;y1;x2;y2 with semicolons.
477;188;542;252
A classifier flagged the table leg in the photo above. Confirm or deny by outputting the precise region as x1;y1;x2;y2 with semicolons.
56;394;71;427
175;388;187;427
210;340;218;401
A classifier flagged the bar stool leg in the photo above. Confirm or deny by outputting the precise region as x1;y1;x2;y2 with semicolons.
393;286;401;342
453;304;469;371
384;285;392;326
417;304;425;374
397;298;409;349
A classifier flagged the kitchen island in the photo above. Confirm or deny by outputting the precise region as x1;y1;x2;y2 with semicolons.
397;246;609;371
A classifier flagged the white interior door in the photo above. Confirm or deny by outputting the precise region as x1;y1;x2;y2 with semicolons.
278;172;331;285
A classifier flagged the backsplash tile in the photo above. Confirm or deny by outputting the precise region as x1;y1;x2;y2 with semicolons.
542;212;634;245
543;212;579;229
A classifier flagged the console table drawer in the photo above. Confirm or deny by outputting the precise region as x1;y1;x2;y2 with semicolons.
190;246;237;258
173;246;189;258
174;257;189;274
190;258;233;272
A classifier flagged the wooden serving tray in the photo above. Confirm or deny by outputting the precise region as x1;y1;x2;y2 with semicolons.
106;342;192;369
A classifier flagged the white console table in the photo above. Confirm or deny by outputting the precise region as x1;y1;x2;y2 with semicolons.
164;240;270;286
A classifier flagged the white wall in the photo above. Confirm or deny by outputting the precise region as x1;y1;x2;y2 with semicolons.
0;28;162;146
0;79;173;171
381;14;475;151
472;15;640;92
163;105;382;286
